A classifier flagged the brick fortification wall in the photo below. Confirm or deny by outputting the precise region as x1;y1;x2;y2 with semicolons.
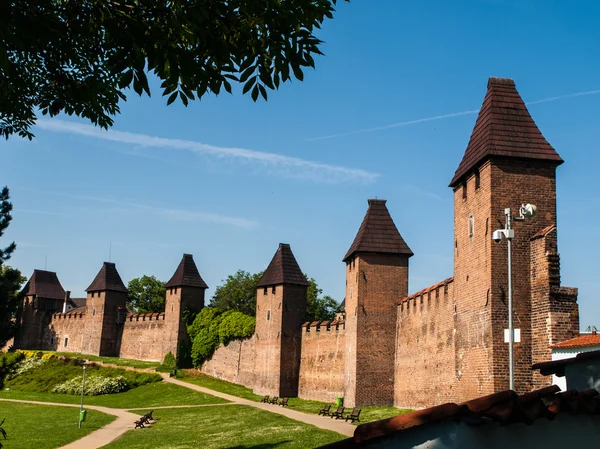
43;312;88;352
118;313;169;362
395;279;456;408
298;320;345;403
201;336;257;387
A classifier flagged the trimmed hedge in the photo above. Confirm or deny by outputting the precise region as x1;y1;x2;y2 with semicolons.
189;309;255;367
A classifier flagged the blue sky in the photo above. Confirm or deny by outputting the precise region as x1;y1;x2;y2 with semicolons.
3;0;600;329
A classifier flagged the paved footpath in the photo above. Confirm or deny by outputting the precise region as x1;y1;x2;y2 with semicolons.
0;377;354;449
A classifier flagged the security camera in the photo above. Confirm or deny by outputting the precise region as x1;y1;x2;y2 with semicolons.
492;230;504;243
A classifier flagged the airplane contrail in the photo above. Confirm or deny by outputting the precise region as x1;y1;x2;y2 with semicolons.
307;89;600;142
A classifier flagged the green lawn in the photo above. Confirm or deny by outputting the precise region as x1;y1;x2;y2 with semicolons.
0;401;115;449
177;371;411;424
105;405;344;449
0;381;227;408
39;351;159;370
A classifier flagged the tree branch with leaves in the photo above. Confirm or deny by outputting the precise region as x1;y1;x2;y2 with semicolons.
0;0;348;139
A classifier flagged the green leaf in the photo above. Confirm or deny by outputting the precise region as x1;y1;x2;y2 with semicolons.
259;84;268;101
180;91;189;106
242;77;255;95
251;85;259;102
292;65;304;81
167;91;178;105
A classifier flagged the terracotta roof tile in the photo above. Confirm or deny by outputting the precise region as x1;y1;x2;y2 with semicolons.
319;385;600;448
552;333;600;349
257;243;309;287
449;77;563;187
165;254;208;289
21;270;66;300
86;262;128;293
344;199;413;262
531;224;557;240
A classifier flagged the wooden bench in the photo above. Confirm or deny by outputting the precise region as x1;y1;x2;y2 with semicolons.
278;397;289;407
269;396;279;405
260;395;270;403
330;406;345;419
318;405;331;416
344;408;362;423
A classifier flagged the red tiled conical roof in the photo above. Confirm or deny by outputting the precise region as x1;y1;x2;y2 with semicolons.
165;254;208;289
86;262;128;293
449;77;563;187
343;199;413;262
21;269;65;300
257;244;309;287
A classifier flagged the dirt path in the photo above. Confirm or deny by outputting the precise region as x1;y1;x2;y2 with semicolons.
164;377;355;437
0;398;139;449
0;375;354;448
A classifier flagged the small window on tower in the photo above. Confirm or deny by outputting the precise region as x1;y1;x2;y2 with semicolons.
263;287;268;295
93;308;96;316
266;309;271;321
474;169;481;190
272;286;276;294
64;337;68;347
468;214;474;240
462;181;467;200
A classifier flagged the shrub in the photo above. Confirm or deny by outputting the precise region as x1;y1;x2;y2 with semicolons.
5;357;161;393
189;309;256;367
218;311;255;345
0;352;24;388
6;356;47;379
53;375;129;395
156;351;177;372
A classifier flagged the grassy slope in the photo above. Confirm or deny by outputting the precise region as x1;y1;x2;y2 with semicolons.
178;371;412;424
105;405;344;449
0;381;227;408
0;401;115;449
39;351;159;370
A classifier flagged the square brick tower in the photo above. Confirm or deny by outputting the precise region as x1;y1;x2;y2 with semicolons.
164;254;207;360
14;270;66;349
343;199;412;406
449;77;578;396
254;243;308;397
84;262;128;356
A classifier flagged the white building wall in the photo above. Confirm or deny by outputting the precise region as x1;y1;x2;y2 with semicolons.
551;345;600;391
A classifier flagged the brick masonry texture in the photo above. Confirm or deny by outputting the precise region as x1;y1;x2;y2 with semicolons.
12;78;581;410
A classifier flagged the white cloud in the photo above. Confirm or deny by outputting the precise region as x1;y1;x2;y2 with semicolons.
22;189;259;229
308;89;600;141
14;208;75;218
36;119;379;184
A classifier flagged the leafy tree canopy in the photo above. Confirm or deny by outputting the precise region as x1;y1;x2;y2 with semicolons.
0;186;25;349
1;0;347;139
126;275;166;313
210;270;264;316
210;269;339;321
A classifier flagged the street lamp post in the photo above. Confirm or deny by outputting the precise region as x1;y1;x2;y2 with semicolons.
79;362;87;428
492;204;537;391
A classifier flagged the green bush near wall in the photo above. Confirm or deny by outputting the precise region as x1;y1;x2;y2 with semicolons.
188;309;255;367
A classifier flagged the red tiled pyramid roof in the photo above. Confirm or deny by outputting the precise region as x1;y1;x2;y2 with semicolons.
449;77;563;187
343;199;413;262
86;262;128;293
21;269;66;300
257;243;309;287
165;254;208;289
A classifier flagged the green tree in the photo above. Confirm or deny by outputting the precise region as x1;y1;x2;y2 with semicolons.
210;270;263;316
127;275;166;313
306;276;339;322
1;0;348;140
0;187;26;349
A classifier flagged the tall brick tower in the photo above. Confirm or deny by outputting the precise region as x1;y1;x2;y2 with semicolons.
254;243;308;397
343;199;412;406
14;270;66;349
449;77;577;396
164;254;207;360
85;262;128;356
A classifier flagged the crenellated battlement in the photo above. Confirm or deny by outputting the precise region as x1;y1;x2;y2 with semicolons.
125;312;165;322
301;318;345;333
398;277;453;315
51;311;85;320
